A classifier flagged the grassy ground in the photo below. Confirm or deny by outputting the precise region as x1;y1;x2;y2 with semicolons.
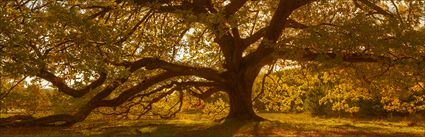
0;113;424;137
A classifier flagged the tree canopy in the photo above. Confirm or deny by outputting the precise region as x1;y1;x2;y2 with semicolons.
0;0;424;126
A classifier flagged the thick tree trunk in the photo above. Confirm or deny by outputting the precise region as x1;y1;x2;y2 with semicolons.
225;76;264;121
227;90;262;121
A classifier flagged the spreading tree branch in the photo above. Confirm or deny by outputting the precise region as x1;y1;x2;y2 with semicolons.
243;19;308;46
37;70;107;98
188;87;221;100
114;58;225;82
97;72;178;107
177;81;224;100
242;0;315;79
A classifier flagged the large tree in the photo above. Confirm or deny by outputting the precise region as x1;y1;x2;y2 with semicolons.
0;0;424;126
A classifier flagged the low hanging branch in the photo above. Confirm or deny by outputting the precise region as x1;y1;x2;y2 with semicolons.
3;56;222;126
97;72;179;108
0;72;179;127
102;80;190;119
95;80;222;119
36;70;107;98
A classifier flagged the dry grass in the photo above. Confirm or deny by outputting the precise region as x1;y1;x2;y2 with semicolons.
0;113;424;137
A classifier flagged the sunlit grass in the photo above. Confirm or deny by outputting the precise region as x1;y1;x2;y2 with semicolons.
259;113;425;136
1;113;424;137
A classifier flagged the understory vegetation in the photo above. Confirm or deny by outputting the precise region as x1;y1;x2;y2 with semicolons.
2;66;424;120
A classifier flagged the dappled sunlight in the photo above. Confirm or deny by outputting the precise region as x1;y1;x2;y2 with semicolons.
2;113;423;137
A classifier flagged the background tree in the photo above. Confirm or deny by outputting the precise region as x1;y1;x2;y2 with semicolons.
0;0;424;126
253;63;425;117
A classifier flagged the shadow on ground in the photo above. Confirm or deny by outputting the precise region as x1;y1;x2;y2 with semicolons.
90;120;424;137
174;119;251;137
1;119;424;137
